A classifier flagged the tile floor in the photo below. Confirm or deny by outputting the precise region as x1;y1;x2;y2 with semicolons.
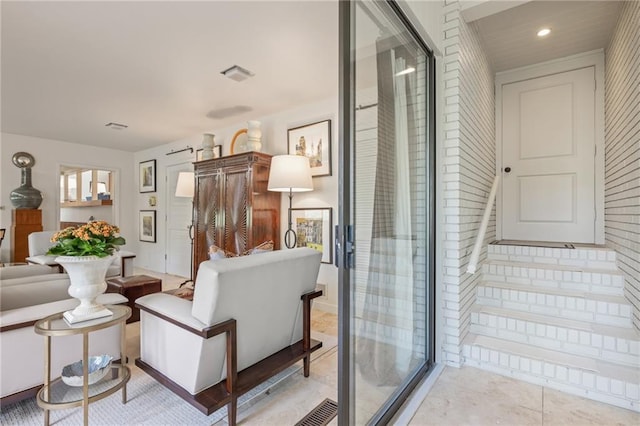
409;366;639;426
132;269;638;425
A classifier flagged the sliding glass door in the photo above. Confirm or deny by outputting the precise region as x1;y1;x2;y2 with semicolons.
338;0;436;424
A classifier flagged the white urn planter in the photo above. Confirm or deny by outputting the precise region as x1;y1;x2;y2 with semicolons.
56;255;114;324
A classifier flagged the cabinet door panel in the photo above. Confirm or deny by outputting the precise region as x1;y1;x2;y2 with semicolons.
223;170;249;255
195;172;221;271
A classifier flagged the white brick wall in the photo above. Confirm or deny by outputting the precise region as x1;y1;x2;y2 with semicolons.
441;0;496;366
604;0;640;331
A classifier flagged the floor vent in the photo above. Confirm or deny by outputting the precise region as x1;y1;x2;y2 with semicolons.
295;398;338;426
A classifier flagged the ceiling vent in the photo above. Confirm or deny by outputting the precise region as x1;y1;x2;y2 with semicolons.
220;65;255;82
105;122;128;130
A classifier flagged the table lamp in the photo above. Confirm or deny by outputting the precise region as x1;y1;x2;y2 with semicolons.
268;155;313;248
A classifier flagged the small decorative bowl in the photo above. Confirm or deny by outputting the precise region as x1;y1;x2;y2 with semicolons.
61;355;113;387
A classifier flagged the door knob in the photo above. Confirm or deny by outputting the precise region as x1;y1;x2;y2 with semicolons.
504;167;511;173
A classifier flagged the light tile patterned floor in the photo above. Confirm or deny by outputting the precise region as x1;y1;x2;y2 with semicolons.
409;366;639;426
131;269;638;425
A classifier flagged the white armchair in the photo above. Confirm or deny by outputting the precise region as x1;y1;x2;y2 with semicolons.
135;247;322;425
25;230;60;271
25;230;135;277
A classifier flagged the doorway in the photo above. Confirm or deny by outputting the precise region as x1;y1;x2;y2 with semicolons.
58;165;117;229
165;162;193;277
496;52;605;244
338;1;436;424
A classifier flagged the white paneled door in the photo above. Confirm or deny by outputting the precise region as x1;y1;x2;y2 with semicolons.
501;66;596;243
165;162;193;277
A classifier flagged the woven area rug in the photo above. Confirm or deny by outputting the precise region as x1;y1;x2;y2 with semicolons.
0;332;337;425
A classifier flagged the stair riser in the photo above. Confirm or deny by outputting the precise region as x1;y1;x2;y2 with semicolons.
488;245;617;269
477;287;632;327
482;264;624;295
470;312;639;367
462;345;639;412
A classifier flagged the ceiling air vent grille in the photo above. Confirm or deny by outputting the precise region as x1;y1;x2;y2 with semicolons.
105;122;128;130
220;65;254;82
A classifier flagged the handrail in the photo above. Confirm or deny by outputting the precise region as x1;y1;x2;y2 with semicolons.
467;175;500;274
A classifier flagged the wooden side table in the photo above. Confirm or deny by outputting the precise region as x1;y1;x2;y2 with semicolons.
106;275;162;323
34;305;131;426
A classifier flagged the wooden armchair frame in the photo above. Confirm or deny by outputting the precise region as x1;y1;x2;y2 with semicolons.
135;290;323;425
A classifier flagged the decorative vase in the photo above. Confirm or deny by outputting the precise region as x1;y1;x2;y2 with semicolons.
202;134;216;160
246;121;262;152
10;167;43;209
56;255;114;323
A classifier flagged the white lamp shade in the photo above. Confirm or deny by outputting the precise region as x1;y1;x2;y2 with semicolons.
175;172;195;198
268;155;313;193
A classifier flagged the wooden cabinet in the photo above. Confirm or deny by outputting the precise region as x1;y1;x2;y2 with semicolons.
193;152;280;279
11;209;43;262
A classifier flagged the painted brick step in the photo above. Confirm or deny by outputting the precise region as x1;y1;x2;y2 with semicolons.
482;261;625;296
488;244;617;270
462;333;640;412
477;282;633;327
469;306;640;367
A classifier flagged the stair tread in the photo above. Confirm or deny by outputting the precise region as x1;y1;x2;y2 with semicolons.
485;260;625;275
464;333;640;382
489;243;614;251
472;305;640;339
478;281;630;304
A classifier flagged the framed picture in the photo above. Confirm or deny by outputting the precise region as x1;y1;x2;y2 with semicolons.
287;119;332;177
196;145;222;161
139;160;156;193
139;210;156;243
290;207;332;264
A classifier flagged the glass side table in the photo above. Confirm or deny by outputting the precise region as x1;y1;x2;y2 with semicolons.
34;305;131;426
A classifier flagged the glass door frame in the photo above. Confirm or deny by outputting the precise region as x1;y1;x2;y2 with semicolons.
337;0;437;424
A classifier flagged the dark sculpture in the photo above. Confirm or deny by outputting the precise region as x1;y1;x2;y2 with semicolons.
10;152;43;209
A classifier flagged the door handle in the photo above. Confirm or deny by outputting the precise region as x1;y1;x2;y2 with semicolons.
504;167;511;173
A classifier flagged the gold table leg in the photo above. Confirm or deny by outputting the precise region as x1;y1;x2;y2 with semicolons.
121;321;127;404
83;331;89;426
44;334;50;426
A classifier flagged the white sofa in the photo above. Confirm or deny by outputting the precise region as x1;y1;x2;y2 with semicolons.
25;230;136;277
0;264;127;403
135;247;322;424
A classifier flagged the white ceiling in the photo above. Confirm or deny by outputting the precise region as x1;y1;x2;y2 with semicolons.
470;0;623;72
1;1;338;152
2;1;625;152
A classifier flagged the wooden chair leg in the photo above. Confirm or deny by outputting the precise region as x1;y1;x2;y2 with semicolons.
228;396;237;426
303;355;310;377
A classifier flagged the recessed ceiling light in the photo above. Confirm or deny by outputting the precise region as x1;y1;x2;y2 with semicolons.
537;28;551;37
105;122;128;130
220;65;255;82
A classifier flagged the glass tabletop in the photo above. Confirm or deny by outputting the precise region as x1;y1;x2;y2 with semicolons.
35;305;131;336
38;365;130;407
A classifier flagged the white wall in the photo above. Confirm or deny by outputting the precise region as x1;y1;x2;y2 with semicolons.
440;0;496;366
0;133;135;261
604;0;640;330
402;0;444;54
132;96;339;313
60;206;113;223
